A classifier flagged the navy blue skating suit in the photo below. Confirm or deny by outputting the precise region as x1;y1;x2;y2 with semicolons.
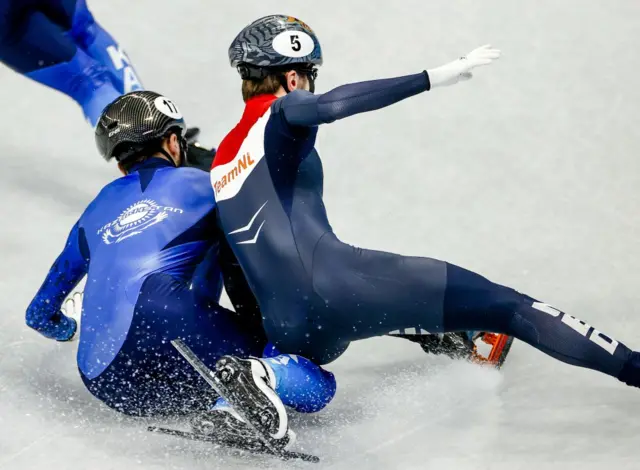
211;73;640;389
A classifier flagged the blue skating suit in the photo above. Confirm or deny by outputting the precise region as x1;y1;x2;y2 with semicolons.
26;158;336;416
212;74;640;388
0;0;142;125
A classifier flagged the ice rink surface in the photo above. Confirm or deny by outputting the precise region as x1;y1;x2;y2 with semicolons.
1;1;639;468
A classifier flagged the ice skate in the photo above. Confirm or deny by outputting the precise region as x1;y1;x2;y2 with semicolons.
391;331;514;369
211;356;294;451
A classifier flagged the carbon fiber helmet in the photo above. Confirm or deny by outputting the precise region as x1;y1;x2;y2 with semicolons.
229;15;323;80
95;90;188;164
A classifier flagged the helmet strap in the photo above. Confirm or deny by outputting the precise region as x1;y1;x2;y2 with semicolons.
156;148;177;167
278;73;292;94
178;136;188;167
156;131;188;167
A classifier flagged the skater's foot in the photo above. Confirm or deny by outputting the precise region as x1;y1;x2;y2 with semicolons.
391;331;514;369
392;332;474;360
213;356;293;451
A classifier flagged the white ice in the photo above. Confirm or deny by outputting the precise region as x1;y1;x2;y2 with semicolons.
1;1;639;469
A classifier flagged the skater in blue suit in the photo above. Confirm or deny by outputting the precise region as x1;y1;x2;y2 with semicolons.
0;0;142;125
25;91;335;449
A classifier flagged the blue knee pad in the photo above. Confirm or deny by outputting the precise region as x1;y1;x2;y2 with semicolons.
68;0;143;94
262;345;336;413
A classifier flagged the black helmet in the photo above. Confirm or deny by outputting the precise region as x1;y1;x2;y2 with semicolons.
95;90;188;164
229;15;322;81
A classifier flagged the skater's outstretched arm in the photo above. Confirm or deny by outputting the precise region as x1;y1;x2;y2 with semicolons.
25;221;89;341
279;45;501;127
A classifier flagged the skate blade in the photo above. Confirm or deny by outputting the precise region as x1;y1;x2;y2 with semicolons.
147;426;319;463
470;333;514;369
170;340;288;455
210;357;290;448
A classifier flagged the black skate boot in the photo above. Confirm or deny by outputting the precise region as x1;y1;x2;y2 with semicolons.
391;331;514;369
184;127;215;172
212;356;293;452
392;332;475;360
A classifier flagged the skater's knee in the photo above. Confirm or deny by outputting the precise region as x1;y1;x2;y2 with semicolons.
292;368;337;413
443;263;526;333
264;353;338;413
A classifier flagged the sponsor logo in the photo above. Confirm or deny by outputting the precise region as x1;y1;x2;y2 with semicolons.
210;108;271;202
228;201;268;245
97;199;183;245
212;152;256;196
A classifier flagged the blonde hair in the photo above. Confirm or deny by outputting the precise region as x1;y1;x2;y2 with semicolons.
241;74;282;102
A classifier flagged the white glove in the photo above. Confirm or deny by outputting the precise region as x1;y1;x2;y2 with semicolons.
427;45;501;88
61;291;83;342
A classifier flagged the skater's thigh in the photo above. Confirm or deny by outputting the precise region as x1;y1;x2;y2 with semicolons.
312;233;447;328
442;263;528;332
268;324;350;366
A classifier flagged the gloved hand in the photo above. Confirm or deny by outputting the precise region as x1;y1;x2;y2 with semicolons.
36;312;77;342
31;292;82;342
427;45;501;88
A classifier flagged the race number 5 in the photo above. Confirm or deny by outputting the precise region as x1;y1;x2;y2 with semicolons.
272;30;314;58
290;35;301;52
532;302;619;355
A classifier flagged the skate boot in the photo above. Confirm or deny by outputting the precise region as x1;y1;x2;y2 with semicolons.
391;331;474;359
391;331;514;369
212;356;294;451
184;127;215;171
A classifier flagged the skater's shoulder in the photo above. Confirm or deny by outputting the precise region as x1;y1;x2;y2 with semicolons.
169;167;214;196
272;90;315;112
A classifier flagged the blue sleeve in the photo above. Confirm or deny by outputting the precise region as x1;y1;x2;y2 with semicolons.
26;221;90;341
279;71;430;127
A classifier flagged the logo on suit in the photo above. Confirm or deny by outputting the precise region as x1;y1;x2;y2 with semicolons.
98;199;182;245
